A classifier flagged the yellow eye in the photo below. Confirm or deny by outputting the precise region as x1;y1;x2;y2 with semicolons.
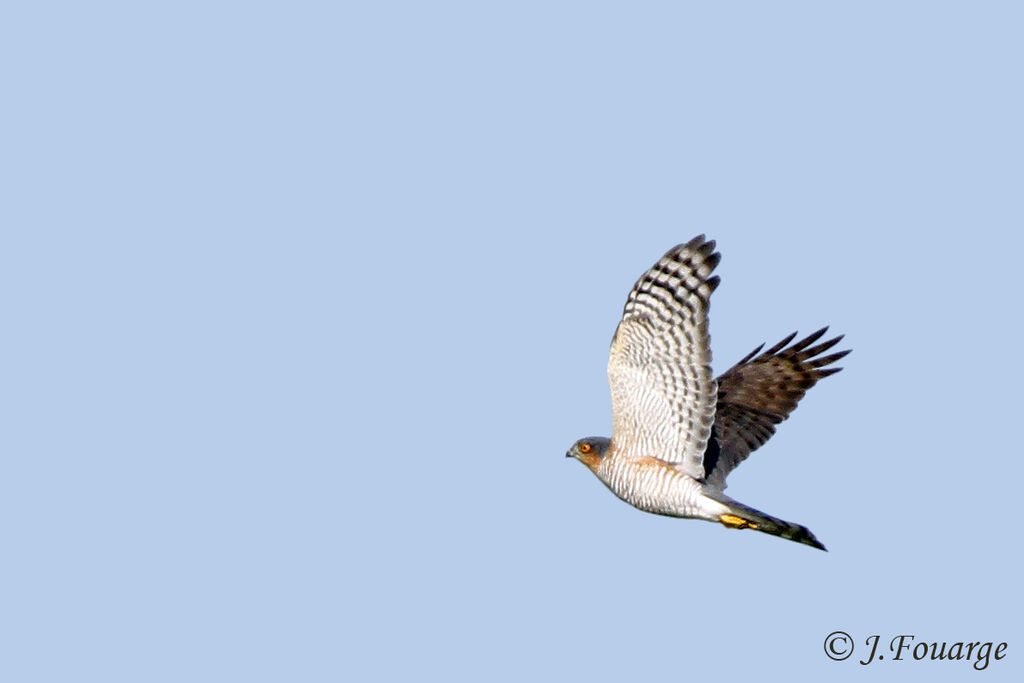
579;443;592;454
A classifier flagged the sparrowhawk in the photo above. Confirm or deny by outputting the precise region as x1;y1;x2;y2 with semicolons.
566;235;848;550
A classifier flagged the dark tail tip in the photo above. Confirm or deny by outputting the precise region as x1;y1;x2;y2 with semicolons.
720;502;829;551
793;525;827;551
758;515;828;551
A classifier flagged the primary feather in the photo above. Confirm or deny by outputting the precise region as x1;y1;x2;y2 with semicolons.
703;328;850;490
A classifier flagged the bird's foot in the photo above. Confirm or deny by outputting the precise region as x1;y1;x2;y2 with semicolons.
719;513;758;530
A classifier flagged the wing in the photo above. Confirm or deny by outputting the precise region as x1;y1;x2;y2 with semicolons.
703;328;850;490
607;236;720;479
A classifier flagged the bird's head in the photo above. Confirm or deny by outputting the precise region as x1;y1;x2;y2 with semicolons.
566;437;611;472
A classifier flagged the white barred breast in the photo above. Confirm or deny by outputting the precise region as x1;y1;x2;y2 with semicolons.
596;455;727;520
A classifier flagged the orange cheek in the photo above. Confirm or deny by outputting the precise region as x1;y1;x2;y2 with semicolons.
577;452;602;471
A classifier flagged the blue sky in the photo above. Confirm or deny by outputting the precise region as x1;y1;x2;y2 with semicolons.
3;2;1022;681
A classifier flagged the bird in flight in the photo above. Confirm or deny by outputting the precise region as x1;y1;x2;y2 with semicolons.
566;236;848;550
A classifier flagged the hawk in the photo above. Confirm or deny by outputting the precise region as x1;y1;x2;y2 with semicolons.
566;236;848;550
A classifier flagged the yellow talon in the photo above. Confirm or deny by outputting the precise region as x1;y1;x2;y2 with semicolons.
719;514;757;530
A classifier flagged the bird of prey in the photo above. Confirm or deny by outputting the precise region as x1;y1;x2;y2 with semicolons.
566;236;848;550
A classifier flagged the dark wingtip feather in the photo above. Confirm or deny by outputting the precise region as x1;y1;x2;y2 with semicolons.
764;331;799;356
681;234;709;253
736;343;766;365
787;327;829;354
665;235;719;264
801;334;844;359
695;239;718;264
809;348;852;369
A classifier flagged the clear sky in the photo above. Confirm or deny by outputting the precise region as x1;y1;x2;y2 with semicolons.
3;2;1022;681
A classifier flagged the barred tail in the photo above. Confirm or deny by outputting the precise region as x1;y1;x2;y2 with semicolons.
717;500;827;551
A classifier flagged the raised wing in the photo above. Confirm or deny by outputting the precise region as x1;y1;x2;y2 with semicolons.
607;236;720;479
703;328;850;490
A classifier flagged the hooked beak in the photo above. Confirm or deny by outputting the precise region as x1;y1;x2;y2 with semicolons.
565;450;574;459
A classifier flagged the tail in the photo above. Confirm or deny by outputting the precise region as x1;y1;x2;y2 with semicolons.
715;499;827;551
